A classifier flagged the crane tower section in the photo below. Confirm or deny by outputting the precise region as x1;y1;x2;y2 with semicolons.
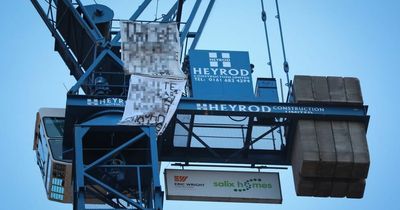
31;0;370;209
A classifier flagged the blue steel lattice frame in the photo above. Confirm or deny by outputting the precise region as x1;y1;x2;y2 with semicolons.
111;0;153;45
180;0;201;48
31;0;107;94
31;0;371;208
189;0;215;50
31;0;219;95
73;119;162;210
31;0;85;82
64;94;369;166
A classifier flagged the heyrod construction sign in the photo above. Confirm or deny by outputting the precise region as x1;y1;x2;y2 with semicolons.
165;169;282;203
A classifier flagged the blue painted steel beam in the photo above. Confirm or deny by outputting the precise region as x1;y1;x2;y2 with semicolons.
244;117;255;156
31;0;85;84
162;1;179;22
60;0;103;43
147;127;163;209
69;50;108;94
80;113;124;127
69;49;124;94
96;164;152;168
84;132;146;171
137;167;143;205
84;172;146;210
180;0;201;48
176;119;222;159
74;0;105;41
65;95;369;122
190;0;215;50
112;0;152;44
176;0;184;30
226;121;286;161
185;114;195;147
74;126;89;210
86;186;124;208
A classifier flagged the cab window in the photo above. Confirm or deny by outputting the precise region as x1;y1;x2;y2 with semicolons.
43;117;64;138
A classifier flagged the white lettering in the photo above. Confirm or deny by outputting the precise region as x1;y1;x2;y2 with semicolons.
220;104;227;111
193;67;202;75
210;68;218;75
228;104;237;111
196;103;208;110
203;68;210;75
240;69;249;76
228;69;239;76
220;68;227;75
209;104;219;110
248;105;260;112
238;105;246;111
261;106;271;112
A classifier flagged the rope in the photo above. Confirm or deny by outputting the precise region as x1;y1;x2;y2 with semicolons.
155;0;160;21
260;0;274;78
275;0;290;86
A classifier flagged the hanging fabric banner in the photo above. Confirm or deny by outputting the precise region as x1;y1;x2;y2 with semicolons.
119;21;186;134
120;21;184;78
120;75;186;134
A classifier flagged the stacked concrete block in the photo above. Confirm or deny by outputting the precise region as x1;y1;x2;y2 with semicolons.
344;77;363;105
314;120;336;177
291;75;369;198
291;120;320;177
348;122;370;178
331;121;354;178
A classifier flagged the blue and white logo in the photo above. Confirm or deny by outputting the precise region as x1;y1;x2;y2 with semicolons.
209;52;231;68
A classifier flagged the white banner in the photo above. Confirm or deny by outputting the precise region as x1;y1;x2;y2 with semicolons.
120;21;187;134
120;21;184;78
120;75;186;135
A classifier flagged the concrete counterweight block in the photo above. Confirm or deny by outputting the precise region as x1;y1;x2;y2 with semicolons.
292;169;315;196
291;75;368;198
327;77;347;104
348;122;370;178
292;120;320;177
292;172;333;197
347;179;366;198
331;179;348;197
311;76;330;102
313;178;333;197
344;77;364;105
314;121;337;177
331;121;354;178
293;75;314;103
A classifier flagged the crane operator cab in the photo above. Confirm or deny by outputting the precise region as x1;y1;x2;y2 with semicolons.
33;108;72;203
33;108;161;205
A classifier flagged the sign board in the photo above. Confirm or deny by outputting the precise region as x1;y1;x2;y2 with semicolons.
189;50;254;101
165;169;282;204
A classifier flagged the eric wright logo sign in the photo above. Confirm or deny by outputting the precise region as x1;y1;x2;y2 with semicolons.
174;176;188;182
165;169;282;203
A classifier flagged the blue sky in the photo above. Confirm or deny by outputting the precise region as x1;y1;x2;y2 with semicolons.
1;0;399;209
